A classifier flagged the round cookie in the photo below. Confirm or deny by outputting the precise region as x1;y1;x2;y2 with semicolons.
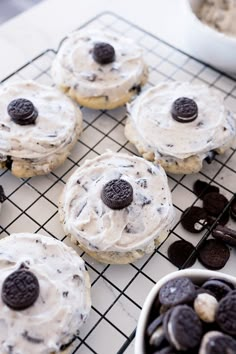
167;240;196;268
193;180;219;199
197;239;230;270
159;277;196;307
216;294;236;335
51;29;148;110
199;331;236;354
0;80;83;178
181;206;208;233
203;192;229;217
0;233;91;354
125;82;236;174
202;279;232;301
59;151;174;264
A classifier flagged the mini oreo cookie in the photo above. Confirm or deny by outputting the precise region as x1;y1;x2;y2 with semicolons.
181;206;208;233
171;97;198;123
199;331;236;354
7;98;38;125
202;279;232;301
230;197;236;221
101;179;133;210
1;269;40;310
159;277;196;307
92;42;115;64
193;180;219;200
212;224;236;248
197;239;230;270
216;294;236;335
203;192;228;217
167;240;196;268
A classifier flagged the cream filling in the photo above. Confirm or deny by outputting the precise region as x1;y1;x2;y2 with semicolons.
61;151;174;253
51;29;146;102
0;233;91;354
0;80;82;163
127;82;236;161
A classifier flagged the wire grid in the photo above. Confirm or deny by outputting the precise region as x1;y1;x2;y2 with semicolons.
1;11;236;354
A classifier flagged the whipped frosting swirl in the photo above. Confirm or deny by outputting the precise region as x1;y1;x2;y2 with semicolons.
127;82;236;161
61;152;174;253
51;29;146;101
0;233;91;354
0;81;82;163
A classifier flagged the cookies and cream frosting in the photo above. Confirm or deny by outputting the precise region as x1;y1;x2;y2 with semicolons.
51;29;146;101
127;82;236;161
0;233;91;354
0;80;82;164
60;151;174;254
198;0;236;36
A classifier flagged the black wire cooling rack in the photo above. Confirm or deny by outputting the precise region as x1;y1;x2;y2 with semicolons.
0;11;236;354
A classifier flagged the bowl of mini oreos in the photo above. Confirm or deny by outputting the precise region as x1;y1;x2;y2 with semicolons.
135;268;236;354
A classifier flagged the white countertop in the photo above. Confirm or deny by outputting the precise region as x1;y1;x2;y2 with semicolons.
0;0;188;80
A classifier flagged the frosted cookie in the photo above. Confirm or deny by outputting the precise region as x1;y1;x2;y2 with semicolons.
51;29;148;110
125;82;236;174
59;151;174;264
0;233;91;354
0;80;83;178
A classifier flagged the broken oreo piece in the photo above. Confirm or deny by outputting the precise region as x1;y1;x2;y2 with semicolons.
212;224;236;248
2;269;40;310
0;185;6;203
181;206;208;233
92;42;115;64
8;98;38;125
193;180;219;200
198;239;230;270
171;97;198;123
167;240;196;268
101;179;133;210
203;192;228;217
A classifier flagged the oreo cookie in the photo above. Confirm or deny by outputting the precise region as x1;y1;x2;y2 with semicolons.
230;197;236;221
101;179;133;210
202;279;232;301
203;192;228;217
7;98;38;125
159;277;196;307
216;294;236;335
199;331;236;354
197;239;230;270
167;240;196;268
92;42;115;64
193;180;219;200
171;97;198;123
212;224;236;248
1;269;40;310
181;206;208;233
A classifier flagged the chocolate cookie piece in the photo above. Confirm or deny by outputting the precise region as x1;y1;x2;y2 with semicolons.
7;98;38;125
0;185;6;203
101;179;133;210
212;225;236;247
167;240;196;268
181;206;208;233
203;192;229;217
171;97;198;123
202;279;232;301
1;269;40;310
199;331;236;354
197;239;230;270
193;180;219;200
216;294;236;335
165;305;202;351
230;197;236;221
92;42;115;64
205;150;218;164
159;277;196;307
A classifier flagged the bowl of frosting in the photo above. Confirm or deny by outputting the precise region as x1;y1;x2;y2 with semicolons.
182;0;236;74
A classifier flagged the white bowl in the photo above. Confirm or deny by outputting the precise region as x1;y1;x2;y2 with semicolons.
135;268;236;354
182;0;236;74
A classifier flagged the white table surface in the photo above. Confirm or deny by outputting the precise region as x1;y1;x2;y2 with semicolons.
0;0;189;80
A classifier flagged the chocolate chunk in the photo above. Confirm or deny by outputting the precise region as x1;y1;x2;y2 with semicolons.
205;150;218;164
92;42;115;64
212;224;236;247
230;197;236;221
7;98;38;125
171;97;198;123
5;156;13;170
167;240;196;268
0;185;6;203
159;277;196;307
203;192;229;217
164;305;202;351
101;179;133;210
202;279;232;301
2;269;39;310
129;84;141;94
197;239;230;270
181;206;208;233
193;180;219;200
216;294;236;335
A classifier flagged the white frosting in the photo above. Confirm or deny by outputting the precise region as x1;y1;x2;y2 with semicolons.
61;151;174;254
0;233;91;354
0;80;82;164
51;29;146;102
127;82;236;161
198;0;236;36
